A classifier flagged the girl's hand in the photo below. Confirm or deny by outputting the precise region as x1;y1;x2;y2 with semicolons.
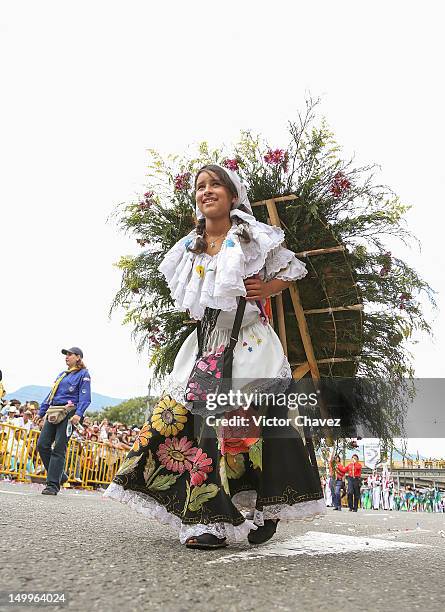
244;275;291;301
244;275;268;300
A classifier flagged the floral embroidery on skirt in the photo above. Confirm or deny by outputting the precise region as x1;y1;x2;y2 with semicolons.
104;393;325;542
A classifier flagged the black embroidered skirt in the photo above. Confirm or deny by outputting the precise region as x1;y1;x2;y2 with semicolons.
104;397;325;542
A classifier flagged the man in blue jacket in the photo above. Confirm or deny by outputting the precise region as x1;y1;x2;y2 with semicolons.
36;347;91;495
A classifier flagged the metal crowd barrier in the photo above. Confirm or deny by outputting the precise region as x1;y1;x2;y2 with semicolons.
0;423;128;489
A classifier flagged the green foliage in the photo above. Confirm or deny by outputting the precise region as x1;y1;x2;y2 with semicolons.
84;410;101;421
110;98;435;441
101;396;148;426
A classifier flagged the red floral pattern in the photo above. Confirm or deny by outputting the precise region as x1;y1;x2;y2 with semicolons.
189;448;213;486
157;437;197;473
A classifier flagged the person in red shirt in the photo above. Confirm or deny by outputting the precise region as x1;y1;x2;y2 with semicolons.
330;453;347;510
345;454;363;512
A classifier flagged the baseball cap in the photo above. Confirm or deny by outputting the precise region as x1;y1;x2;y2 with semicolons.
62;347;84;358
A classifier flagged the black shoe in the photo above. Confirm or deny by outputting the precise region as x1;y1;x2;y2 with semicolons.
353;509;358;512
60;473;69;486
248;520;279;545
185;534;228;550
42;487;58;496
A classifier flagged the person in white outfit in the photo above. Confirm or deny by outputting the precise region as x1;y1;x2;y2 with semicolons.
372;473;382;510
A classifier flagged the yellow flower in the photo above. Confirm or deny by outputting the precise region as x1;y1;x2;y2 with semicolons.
131;422;152;452
195;265;205;279
151;395;188;437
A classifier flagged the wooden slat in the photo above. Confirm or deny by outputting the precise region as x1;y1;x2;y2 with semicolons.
303;304;364;315
265;199;283;227
292;357;359;366
251;195;298;207
288;284;321;380
295;245;345;258
292;362;311;380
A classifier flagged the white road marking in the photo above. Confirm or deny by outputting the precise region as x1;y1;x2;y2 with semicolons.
207;531;422;564
0;489;31;496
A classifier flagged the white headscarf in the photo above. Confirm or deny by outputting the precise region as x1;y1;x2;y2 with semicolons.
195;165;255;224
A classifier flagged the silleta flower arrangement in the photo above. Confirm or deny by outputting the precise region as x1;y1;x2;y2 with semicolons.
110;98;435;441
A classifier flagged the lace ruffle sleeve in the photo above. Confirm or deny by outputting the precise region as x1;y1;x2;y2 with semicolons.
263;244;308;282
158;231;197;311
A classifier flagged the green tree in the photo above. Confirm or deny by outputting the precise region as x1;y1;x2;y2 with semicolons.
101;397;148;426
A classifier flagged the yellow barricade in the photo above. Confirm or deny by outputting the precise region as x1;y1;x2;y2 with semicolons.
0;423;128;489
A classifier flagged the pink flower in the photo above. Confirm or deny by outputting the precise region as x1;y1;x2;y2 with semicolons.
264;149;286;166
139;191;155;210
398;292;412;310
330;172;351;198
223;158;239;171
157;437;197;473
189;448;213;486
174;172;191;191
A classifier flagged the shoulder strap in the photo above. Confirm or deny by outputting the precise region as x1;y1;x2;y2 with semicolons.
47;371;69;404
228;297;246;351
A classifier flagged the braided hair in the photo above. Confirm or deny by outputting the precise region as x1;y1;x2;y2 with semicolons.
189;164;251;255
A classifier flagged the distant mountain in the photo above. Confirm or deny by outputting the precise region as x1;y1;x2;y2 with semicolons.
5;385;125;411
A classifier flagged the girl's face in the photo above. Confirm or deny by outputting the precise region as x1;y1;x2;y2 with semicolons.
195;171;236;220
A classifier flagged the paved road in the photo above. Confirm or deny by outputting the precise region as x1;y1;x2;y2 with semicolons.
1;481;444;612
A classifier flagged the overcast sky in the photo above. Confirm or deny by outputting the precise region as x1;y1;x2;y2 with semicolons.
1;1;444;454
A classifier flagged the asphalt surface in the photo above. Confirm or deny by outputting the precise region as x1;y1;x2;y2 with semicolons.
0;481;444;612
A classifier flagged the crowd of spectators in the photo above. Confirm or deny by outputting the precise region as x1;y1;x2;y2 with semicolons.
0;398;141;485
1;398;141;448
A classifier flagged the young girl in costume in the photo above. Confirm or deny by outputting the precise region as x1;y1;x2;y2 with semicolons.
104;164;325;549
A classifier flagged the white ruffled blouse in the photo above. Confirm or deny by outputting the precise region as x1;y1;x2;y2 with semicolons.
158;220;307;321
